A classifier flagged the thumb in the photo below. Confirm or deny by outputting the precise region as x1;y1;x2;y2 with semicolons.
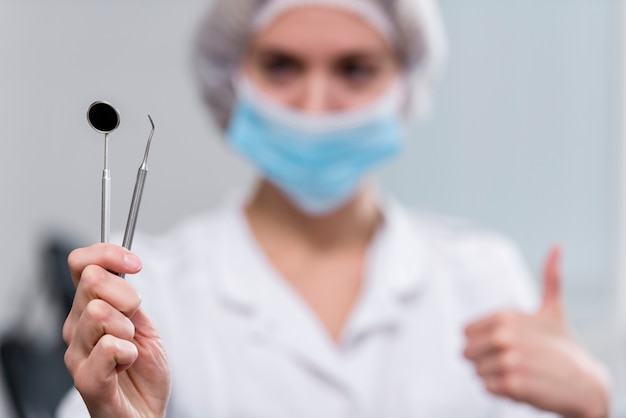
539;245;564;320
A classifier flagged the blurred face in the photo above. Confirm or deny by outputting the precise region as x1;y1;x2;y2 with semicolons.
243;7;400;114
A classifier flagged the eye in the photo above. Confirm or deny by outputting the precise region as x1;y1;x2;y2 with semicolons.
258;53;302;81
336;58;379;85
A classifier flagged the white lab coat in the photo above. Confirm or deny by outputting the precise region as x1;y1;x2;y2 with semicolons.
58;195;556;417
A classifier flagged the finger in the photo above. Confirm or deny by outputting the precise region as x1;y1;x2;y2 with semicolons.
65;299;135;370
539;245;564;319
473;350;522;378
464;315;499;337
483;374;526;403
73;265;142;319
464;327;515;361
73;299;136;355
68;244;143;287
63;268;141;351
465;310;522;340
73;335;138;402
64;300;135;374
483;375;506;397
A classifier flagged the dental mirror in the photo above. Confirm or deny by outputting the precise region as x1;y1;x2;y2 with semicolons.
87;101;119;243
87;101;120;134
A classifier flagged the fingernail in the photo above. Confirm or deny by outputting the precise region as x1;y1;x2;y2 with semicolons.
124;253;142;270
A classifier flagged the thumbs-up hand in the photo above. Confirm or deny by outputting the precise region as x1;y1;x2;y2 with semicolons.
539;246;564;320
463;247;610;418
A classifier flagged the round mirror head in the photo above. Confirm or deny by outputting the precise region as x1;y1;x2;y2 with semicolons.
87;101;120;134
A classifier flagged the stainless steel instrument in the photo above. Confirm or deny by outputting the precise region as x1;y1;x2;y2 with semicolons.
87;101;120;244
87;103;155;259
122;115;155;251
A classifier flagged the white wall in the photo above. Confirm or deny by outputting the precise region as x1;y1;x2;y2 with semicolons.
0;0;621;416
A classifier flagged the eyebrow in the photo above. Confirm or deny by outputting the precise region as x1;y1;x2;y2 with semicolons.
249;44;390;63
253;47;304;62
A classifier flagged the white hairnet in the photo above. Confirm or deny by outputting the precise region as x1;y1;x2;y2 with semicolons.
192;0;447;130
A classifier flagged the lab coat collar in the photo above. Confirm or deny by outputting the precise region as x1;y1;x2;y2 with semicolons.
341;197;429;345
213;198;353;391
215;194;427;309
213;194;428;390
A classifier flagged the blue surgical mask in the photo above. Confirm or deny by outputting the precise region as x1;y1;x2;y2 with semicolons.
227;76;405;216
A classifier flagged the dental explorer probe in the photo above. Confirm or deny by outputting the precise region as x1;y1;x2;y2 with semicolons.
87;101;120;244
122;115;155;251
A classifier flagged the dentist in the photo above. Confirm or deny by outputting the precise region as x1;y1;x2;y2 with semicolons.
59;0;610;417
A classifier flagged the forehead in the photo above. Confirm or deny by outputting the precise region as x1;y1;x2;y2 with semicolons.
250;7;391;57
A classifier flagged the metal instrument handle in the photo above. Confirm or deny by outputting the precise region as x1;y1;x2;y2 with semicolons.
122;167;147;250
118;115;154;279
101;169;111;243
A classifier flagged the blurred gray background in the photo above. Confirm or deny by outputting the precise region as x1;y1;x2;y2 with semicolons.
0;0;624;415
